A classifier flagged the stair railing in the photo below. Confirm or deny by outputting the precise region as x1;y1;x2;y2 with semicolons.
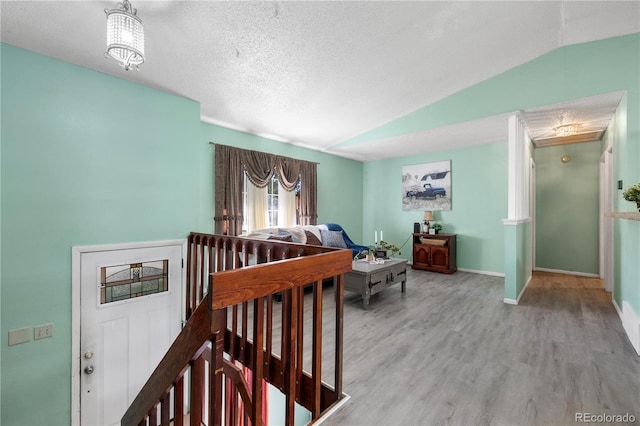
122;232;351;426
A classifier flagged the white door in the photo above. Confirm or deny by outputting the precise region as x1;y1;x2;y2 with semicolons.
80;244;183;426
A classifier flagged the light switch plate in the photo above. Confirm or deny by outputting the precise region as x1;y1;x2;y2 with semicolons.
9;327;32;346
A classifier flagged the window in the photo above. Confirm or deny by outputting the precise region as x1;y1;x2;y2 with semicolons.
243;173;299;233
100;260;168;304
266;174;279;227
214;144;317;235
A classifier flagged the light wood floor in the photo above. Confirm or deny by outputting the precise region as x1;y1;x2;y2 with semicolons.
316;270;640;426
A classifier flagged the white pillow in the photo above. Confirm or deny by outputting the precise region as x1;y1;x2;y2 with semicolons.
299;225;322;242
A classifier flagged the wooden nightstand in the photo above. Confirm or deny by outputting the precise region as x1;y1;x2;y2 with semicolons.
412;233;457;274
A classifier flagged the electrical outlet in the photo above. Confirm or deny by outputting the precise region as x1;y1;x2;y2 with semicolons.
34;323;53;340
8;327;32;346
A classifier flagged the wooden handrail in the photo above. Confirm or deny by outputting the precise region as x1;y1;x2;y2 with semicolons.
122;232;351;426
209;250;352;309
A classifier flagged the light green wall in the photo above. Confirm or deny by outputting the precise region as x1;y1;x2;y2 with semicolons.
534;141;602;275
0;40;3;425
358;33;639;314
0;44;362;425
504;221;532;301
362;142;508;273
267;383;311;425
612;94;640;314
2;29;639;426
337;34;640;150
200;124;364;242
1;43;203;426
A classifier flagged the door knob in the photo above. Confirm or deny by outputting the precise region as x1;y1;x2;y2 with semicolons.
84;365;95;375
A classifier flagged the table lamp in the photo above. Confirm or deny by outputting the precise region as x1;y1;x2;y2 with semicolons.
423;211;433;232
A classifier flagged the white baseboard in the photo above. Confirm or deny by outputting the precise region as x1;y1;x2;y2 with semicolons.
311;393;351;425
503;273;532;306
457;268;505;277
534;267;599;278
613;297;623;317
617;300;640;356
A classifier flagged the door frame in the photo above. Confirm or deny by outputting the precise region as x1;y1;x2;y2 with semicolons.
71;239;187;425
530;158;536;269
600;143;615;293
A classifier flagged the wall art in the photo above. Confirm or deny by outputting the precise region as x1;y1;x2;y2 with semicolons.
402;160;451;211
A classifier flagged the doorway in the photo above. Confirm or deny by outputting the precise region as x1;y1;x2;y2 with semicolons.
71;240;186;425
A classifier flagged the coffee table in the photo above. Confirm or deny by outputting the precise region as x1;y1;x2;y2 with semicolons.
344;258;407;308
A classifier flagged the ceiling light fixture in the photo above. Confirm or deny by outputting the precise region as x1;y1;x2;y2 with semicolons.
553;123;578;137
105;0;145;71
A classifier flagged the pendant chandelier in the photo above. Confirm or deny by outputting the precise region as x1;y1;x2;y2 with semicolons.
105;0;145;71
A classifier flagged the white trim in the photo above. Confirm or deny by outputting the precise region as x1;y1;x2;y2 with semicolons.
621;301;640;356
309;393;351;426
613;297;623;318
502;218;532;225
507;114;518;218
71;239;187;426
611;298;639;356
503;273;532;305
600;125;615;293
534;267;599;278
530;158;536;270
506;113;532;220
457;268;505;277
72;239;187;254
71;247;81;426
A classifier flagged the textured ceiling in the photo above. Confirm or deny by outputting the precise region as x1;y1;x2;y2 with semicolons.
1;1;639;161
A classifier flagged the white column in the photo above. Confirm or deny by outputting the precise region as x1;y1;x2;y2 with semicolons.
505;113;532;222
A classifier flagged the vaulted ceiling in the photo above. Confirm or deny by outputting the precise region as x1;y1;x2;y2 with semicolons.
2;1;639;161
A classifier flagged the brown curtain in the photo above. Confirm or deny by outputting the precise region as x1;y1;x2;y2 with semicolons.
213;143;318;234
275;156;302;191
299;161;317;225
214;144;243;235
241;150;275;188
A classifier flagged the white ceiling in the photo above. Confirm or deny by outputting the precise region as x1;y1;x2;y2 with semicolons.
1;1;639;161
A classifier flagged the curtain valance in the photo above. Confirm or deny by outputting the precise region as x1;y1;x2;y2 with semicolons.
239;148;305;191
214;143;318;235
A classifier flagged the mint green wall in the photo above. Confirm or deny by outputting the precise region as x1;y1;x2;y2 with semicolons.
0;44;363;425
337;34;640;150
1;44;203;425
200;124;364;242
357;34;639;313
362;142;508;273
504;222;532;301
612;94;640;315
2;29;640;426
534;141;602;275
0;41;3;425
267;383;311;425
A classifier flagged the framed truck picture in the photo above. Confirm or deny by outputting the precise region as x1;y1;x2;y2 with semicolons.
401;160;451;211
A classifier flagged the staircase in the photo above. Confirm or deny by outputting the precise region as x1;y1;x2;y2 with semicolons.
121;232;352;426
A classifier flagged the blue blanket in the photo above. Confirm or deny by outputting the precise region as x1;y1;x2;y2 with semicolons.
323;223;369;257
